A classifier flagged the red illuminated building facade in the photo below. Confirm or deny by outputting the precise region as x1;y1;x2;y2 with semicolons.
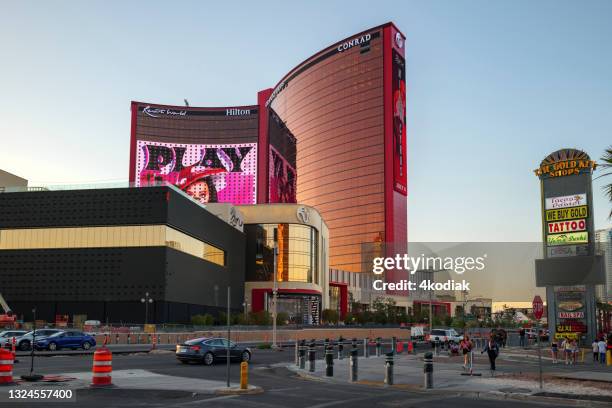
129;22;407;319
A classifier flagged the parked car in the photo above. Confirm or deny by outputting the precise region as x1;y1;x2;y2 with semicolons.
429;328;462;345
176;337;251;365
0;330;27;348
35;330;96;351
13;329;64;351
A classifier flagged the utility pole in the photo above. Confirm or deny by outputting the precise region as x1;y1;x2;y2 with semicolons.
272;228;278;349
226;286;231;388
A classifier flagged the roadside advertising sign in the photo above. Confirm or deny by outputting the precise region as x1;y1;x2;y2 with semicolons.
558;311;584;319
546;245;588;258
545;206;588;222
545;194;586;210
546;232;588;246
547;219;586;234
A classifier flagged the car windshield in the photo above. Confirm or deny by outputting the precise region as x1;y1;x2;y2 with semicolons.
449;329;459;336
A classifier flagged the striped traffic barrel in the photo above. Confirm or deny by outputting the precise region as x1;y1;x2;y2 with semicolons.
91;347;113;387
0;349;14;385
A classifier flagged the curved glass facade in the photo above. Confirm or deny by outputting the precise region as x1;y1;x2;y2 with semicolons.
245;223;318;284
268;28;389;273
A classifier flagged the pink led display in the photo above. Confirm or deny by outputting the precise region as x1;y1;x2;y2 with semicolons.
269;145;296;203
136;140;257;204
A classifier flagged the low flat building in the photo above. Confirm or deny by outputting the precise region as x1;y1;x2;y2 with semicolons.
0;169;27;191
0;185;245;324
239;204;329;325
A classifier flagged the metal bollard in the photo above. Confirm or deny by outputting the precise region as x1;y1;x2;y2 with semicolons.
376;337;382;357
338;336;344;360
349;349;358;382
391;337;397;355
435;339;440;356
299;340;306;369
364;338;370;358
325;346;334;377
240;362;248;390
384;352;394;385
424;351;433;389
295;339;299;366
308;341;316;373
324;338;329;350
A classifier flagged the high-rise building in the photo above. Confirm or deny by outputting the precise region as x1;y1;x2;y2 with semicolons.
129;23;408;311
595;227;612;302
266;23;407;277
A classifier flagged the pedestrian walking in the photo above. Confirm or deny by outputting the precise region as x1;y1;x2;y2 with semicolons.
562;337;572;365
460;335;473;371
592;339;599;362
482;335;499;376
598;338;607;364
519;327;526;347
550;339;559;364
571;339;578;364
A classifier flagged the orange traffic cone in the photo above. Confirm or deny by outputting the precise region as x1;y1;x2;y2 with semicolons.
91;338;112;387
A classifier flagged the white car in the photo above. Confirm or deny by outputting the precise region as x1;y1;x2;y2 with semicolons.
429;328;462;345
0;330;27;348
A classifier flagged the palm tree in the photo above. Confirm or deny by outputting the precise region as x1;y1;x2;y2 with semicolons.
598;146;612;217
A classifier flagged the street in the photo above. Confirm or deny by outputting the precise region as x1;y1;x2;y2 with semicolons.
4;345;609;408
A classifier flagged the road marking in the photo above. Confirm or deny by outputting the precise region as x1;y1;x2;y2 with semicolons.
167;394;239;407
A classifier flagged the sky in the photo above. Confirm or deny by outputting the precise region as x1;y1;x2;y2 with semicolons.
1;0;611;242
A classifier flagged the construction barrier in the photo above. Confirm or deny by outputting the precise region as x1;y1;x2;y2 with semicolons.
91;347;113;387
396;341;404;354
0;349;14;385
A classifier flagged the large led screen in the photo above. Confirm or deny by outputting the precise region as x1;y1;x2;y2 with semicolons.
269;145;296;203
136;140;257;204
392;49;407;195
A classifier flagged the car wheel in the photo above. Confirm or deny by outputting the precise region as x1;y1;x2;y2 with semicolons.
19;340;31;351
203;352;214;366
48;342;57;351
82;342;91;350
241;351;251;362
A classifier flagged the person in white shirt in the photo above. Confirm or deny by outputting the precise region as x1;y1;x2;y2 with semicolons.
592;340;599;362
598;339;607;364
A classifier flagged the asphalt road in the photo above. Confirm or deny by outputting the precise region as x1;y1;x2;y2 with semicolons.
5;347;602;408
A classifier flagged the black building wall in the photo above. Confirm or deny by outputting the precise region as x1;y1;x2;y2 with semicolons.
166;190;245;311
0;186;246;324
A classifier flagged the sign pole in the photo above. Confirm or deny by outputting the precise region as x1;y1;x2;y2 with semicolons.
532;295;544;390
226;286;231;388
537;318;542;389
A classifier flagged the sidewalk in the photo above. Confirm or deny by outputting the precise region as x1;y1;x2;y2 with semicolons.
285;353;612;399
7;369;262;395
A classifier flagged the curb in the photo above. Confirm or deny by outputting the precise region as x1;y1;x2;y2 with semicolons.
214;386;264;395
289;366;612;406
14;347;175;357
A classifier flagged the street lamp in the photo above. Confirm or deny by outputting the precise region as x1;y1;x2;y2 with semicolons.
140;292;153;325
242;302;250;322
